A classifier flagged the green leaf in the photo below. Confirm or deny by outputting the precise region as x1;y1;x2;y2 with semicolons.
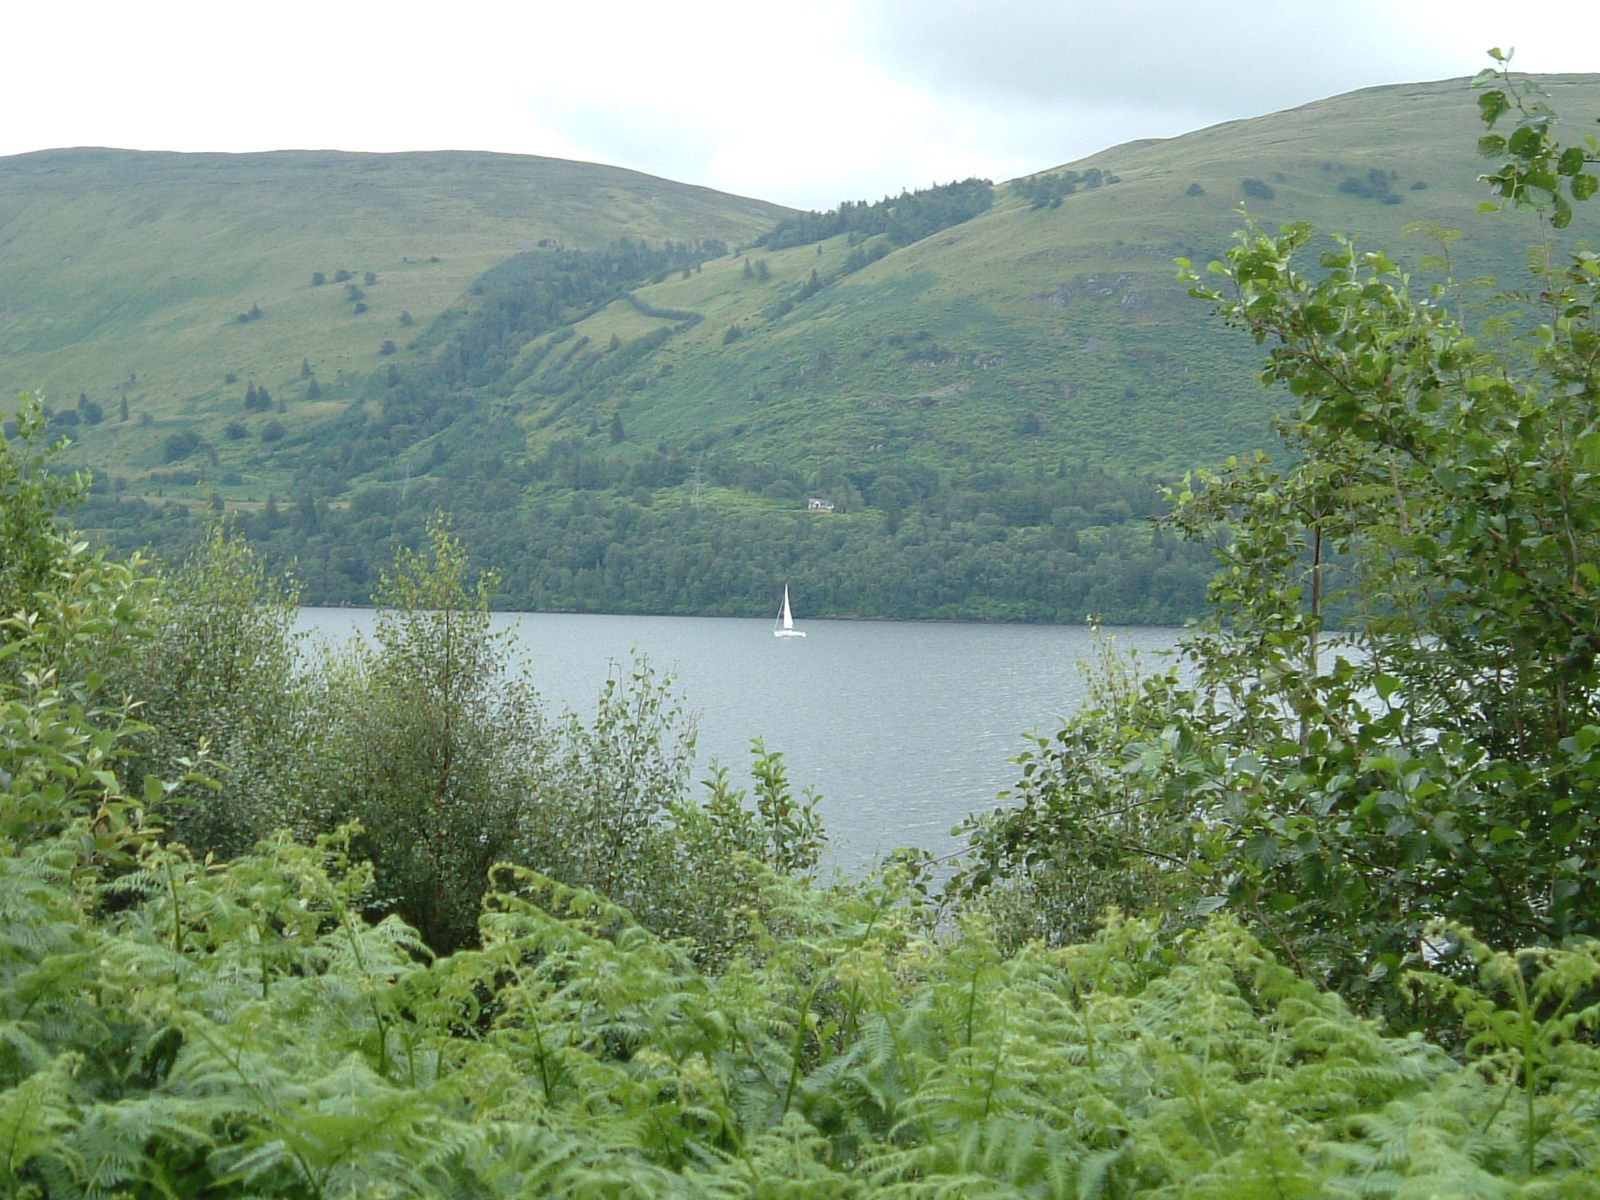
1478;89;1511;126
1508;125;1544;156
1577;431;1600;472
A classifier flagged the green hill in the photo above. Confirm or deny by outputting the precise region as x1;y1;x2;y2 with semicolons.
8;74;1600;621
596;73;1600;477
0;146;787;429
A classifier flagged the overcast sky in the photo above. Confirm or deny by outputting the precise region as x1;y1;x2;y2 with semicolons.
8;1;1599;212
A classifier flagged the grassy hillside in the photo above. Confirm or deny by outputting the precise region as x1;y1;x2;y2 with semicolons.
12;74;1600;620
0;146;788;444
559;74;1600;479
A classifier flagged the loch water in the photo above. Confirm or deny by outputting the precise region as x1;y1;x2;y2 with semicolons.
297;609;1187;871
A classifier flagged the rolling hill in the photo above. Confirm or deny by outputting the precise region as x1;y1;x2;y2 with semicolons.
0;147;788;436
6;74;1600;621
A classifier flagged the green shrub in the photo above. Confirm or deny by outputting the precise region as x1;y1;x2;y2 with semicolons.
313;522;546;954
958;62;1600;1020
107;522;313;861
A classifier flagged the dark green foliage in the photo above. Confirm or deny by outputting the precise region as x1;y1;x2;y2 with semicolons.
760;178;995;250
1015;168;1118;208
7;772;1600;1197
960;62;1600;1017
379;239;716;418
108;455;1208;620
841;237;891;274
161;429;203;462
1337;167;1403;202
1240;177;1275;200
0;398;82;627
1475;50;1600;228
106;523;311;860
509;660;714;948
212;518;804;960
623;291;703;325
314;524;544;954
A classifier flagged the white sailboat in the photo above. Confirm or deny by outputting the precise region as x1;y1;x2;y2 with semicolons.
773;585;806;638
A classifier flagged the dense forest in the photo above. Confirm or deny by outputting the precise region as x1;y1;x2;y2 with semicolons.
82;447;1213;621
5;62;1600;1196
756;177;997;251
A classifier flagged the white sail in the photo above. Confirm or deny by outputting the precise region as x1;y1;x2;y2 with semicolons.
774;585;806;637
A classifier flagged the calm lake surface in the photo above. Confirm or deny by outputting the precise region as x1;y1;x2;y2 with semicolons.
297;609;1186;871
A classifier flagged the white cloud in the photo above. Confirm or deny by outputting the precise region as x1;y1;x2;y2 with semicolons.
6;0;1598;210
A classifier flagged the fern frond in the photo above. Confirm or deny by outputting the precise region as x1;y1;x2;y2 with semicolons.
0;1052;79;1191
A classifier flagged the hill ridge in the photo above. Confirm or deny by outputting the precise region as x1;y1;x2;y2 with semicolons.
6;72;1599;621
